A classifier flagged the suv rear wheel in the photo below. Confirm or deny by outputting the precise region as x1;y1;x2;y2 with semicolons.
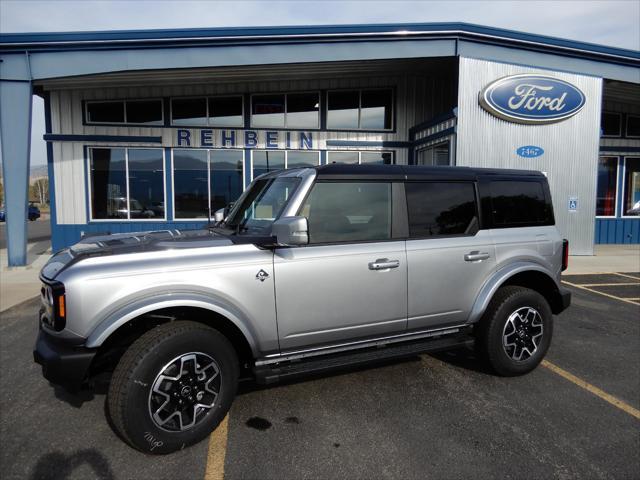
476;286;553;376
107;321;238;454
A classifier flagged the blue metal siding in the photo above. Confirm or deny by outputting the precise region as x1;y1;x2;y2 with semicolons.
595;219;640;244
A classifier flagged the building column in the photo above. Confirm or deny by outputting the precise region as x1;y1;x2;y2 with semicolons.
0;80;33;266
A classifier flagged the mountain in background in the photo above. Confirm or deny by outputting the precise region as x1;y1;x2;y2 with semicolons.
0;163;48;180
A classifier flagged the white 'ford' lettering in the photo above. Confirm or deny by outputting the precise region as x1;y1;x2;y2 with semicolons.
507;84;567;112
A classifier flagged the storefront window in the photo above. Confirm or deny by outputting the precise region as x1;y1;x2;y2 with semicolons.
596;157;618;216
327;88;393;130
253;151;285;178
627;115;640;138
89;148;164;220
173;150;209;219
287;93;320;129
209;150;244;212
287;151;320;169
328;151;394;165
87;101;125;124
601;112;621;137
126;100;163;125
251;94;286;128
623;157;640;216
251;93;319;128
172;98;207;126
208;96;243;127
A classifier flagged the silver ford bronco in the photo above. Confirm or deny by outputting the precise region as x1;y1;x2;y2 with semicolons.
34;164;571;454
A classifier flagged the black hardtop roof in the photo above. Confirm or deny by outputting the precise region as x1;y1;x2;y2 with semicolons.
313;164;545;181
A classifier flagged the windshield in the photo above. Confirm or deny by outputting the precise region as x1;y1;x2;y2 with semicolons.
225;176;301;233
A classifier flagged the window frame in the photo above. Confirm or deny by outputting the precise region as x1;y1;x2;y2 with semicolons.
296;179;401;246
327;150;395;165
601;111;622;138
626;114;640;139
404;180;481;240
250;149;321;181
596;156;620;219
325;87;394;132
621;156;640;219
171;148;245;221
249;91;321;130
87;146;167;222
169;95;245;128
85;99;164;126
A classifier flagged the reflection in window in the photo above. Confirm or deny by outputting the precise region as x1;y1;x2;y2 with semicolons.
328;151;359;164
327;91;359;129
171;98;207;125
596;157;618;216
406;182;477;237
328;151;394;165
327;89;393;130
89;148;165;220
360;90;392;130
360;152;393;165
87;102;125;123
287;151;319;169
174;150;209;219
253;151;285;178
623;157;640;216
287;93;320;128
210;150;244;212
208;96;243;127
127;149;165;219
126;100;163;125
301;182;392;243
251;94;285;128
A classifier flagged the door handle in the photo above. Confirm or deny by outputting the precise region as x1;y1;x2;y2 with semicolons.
464;251;490;262
369;258;400;270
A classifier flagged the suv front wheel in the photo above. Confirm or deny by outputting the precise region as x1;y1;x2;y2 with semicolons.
476;286;553;376
107;321;238;454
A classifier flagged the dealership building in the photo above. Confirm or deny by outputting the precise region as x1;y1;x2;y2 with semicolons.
0;23;638;265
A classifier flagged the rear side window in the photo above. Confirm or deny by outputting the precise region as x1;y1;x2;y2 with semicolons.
405;182;478;237
300;182;392;243
490;181;552;227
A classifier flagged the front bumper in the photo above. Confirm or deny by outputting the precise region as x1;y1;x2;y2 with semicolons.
33;330;96;391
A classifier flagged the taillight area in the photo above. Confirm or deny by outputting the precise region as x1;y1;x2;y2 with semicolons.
40;281;66;331
562;239;569;272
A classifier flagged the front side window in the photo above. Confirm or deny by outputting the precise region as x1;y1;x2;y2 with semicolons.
596;157;618;216
406;182;478;237
225;177;301;233
490;181;552;227
89;148;164;220
300;182;392;243
623;157;640;216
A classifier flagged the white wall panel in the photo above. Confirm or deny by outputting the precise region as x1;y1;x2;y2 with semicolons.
456;57;603;255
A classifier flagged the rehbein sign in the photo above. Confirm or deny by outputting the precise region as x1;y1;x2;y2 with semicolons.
479;74;586;124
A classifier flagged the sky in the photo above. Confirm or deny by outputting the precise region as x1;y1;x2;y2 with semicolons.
1;0;638;167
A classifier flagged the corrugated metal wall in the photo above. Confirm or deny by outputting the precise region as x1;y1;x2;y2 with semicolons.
48;68;456;225
456;57;603;255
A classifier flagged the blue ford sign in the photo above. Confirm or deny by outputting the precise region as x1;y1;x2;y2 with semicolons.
480;74;586;124
516;146;544;157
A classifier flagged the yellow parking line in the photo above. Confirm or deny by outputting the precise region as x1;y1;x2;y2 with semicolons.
581;282;640;287
615;272;640;281
204;414;229;480
541;360;640;420
562;280;640;306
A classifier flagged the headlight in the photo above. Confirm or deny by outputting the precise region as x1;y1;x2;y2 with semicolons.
40;282;66;331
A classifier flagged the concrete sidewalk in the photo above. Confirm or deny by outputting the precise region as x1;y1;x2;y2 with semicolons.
0;243;638;313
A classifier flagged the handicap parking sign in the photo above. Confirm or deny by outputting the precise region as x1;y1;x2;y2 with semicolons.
568;197;578;212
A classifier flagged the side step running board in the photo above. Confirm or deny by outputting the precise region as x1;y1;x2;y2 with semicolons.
254;333;475;384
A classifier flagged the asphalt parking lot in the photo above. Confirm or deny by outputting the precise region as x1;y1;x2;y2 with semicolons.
1;274;638;480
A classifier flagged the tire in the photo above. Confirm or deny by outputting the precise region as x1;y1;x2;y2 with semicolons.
107;321;239;454
476;286;553;376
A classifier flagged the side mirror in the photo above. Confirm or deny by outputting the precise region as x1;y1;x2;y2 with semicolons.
213;208;225;223
271;216;309;246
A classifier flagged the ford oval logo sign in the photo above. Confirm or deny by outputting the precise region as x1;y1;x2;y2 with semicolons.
516;146;544;158
479;74;586;124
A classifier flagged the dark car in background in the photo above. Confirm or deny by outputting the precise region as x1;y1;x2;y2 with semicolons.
0;203;41;222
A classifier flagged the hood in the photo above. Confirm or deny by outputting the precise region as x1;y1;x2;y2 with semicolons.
41;229;234;280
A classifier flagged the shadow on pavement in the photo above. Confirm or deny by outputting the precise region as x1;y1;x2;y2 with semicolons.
30;448;113;480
